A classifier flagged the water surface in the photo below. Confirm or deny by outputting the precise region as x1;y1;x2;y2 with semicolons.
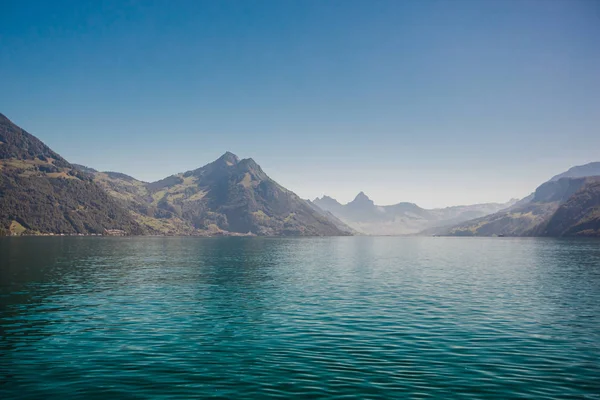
1;237;599;398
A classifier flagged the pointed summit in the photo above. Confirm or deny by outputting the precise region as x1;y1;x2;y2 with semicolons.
346;192;375;212
217;151;240;166
351;191;373;205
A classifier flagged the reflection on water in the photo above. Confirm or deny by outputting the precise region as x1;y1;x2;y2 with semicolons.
1;237;600;398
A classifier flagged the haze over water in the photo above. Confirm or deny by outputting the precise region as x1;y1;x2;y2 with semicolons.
1;236;599;398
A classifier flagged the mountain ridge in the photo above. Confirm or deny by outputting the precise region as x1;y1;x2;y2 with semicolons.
314;192;517;235
433;165;600;237
3;112;599;238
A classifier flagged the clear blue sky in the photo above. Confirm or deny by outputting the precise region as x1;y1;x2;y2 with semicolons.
1;0;599;208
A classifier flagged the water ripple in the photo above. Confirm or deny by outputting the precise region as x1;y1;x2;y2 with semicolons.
1;236;600;399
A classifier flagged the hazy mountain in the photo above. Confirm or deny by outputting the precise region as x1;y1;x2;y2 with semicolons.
0;113;143;235
313;195;344;215
341;192;390;223
306;200;356;235
81;152;349;236
314;192;515;235
549;162;600;181
436;163;600;237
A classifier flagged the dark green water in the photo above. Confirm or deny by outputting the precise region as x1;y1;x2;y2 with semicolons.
1;237;599;399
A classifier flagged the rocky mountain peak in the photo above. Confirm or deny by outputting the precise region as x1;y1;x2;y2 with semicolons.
217;151;240;166
350;191;374;206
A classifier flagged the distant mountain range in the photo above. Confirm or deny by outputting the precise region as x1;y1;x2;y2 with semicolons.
430;163;600;237
1;112;599;237
313;192;517;235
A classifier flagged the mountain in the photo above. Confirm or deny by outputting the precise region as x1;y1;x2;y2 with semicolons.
80;152;349;236
348;191;376;209
312;195;344;215
314;192;515;235
549;162;600;181
435;163;600;237
5;111;596;238
72;165;195;235
540;178;600;236
0;113;143;236
0;112;346;237
306;200;356;235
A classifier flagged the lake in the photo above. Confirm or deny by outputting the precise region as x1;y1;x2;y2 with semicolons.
1;236;599;399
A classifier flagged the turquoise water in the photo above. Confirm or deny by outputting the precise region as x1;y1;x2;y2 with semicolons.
1;237;599;399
